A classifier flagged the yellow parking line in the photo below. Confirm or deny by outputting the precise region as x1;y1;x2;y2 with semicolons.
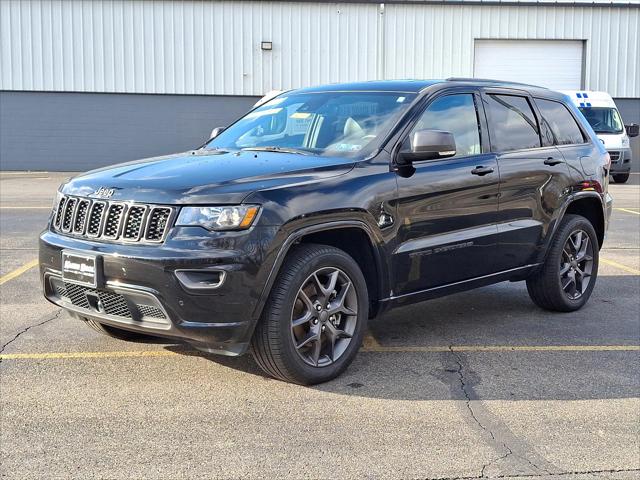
362;345;640;353
0;350;188;360
615;208;640;215
600;258;640;275
0;259;39;286
2;345;638;360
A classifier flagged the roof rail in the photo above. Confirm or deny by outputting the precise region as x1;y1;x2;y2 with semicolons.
446;77;547;89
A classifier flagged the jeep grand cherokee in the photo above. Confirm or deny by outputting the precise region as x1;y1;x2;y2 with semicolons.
40;79;613;384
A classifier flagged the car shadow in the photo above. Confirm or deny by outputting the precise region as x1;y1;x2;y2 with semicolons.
168;274;639;401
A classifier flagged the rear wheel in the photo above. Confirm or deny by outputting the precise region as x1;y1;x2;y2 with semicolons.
612;173;629;183
526;214;599;312
251;244;368;385
84;318;154;341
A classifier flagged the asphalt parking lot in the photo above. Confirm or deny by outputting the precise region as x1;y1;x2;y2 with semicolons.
1;171;638;480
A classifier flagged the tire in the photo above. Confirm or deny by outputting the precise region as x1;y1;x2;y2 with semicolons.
84;317;154;341
250;244;368;385
526;214;599;312
612;173;629;183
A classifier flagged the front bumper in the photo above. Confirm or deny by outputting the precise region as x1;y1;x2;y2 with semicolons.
39;225;279;355
608;148;632;174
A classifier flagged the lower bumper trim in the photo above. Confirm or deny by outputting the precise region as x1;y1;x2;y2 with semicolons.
45;272;172;330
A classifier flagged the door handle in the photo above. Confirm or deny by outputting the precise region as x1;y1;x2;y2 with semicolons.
544;157;564;166
471;166;494;176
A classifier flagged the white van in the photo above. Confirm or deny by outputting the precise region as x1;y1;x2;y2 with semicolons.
563;90;637;183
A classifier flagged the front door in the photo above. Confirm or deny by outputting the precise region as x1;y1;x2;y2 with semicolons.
392;92;500;297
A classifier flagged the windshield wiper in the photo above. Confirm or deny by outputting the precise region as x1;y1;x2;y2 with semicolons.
241;146;312;156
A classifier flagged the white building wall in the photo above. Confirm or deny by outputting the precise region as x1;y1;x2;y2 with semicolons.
0;0;381;95
383;3;640;97
1;0;638;97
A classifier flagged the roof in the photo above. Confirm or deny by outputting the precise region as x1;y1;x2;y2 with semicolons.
561;90;618;108
293;78;554;95
295;80;443;94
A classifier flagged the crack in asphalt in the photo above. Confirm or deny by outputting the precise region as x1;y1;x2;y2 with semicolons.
0;309;61;360
424;467;640;480
449;347;548;478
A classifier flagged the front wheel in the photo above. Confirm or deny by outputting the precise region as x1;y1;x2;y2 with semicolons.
526;214;599;312
251;244;368;384
612;173;629;183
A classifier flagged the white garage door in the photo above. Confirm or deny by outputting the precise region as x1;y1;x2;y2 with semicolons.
474;40;583;90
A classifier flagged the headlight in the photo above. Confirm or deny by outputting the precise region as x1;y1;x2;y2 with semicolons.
621;137;630;148
176;205;260;231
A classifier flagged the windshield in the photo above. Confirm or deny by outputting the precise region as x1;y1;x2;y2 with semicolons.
579;107;624;134
204;91;417;158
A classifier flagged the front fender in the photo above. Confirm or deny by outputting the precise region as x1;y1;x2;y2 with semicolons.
250;215;388;327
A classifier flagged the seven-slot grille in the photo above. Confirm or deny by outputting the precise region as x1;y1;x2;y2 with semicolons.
52;196;174;243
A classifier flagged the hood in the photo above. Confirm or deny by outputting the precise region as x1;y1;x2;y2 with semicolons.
596;133;628;150
61;150;355;204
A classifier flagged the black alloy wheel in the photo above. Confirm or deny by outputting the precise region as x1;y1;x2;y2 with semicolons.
251;244;368;384
290;267;358;367
527;214;599;312
559;229;594;300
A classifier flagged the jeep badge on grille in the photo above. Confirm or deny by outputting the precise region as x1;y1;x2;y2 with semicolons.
93;186;116;199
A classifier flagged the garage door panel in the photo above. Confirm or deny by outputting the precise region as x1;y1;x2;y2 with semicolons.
474;40;583;90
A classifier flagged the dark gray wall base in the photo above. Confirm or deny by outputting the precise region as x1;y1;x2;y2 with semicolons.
0;91;259;171
1;91;637;173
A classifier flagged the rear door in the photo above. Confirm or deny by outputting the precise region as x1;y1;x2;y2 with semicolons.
534;96;595;181
482;89;573;271
392;89;500;295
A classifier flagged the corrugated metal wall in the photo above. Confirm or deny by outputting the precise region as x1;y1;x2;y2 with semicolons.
0;0;381;95
383;4;639;97
1;0;638;97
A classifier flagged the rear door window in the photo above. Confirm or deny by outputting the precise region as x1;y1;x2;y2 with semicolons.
486;94;541;152
535;98;586;146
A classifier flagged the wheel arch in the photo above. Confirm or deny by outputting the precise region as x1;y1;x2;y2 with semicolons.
562;194;606;248
252;220;387;324
537;192;605;266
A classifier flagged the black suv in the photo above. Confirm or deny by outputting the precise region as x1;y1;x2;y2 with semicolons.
40;79;612;384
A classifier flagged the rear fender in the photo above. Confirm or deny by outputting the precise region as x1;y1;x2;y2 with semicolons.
537;191;605;265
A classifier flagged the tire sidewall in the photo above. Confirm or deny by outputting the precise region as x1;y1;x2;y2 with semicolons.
274;248;368;383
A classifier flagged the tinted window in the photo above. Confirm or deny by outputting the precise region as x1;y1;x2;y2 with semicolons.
205;91;416;159
412;94;481;157
486;94;541;152
536;98;586;145
579;106;624;134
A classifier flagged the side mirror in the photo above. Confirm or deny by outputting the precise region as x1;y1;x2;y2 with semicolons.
399;130;456;163
209;127;225;140
625;123;639;138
